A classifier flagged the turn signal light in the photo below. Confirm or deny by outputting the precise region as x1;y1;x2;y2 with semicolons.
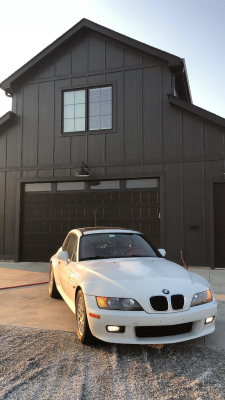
89;313;100;319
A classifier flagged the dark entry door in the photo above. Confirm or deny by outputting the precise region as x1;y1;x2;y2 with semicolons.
21;188;160;262
214;183;225;268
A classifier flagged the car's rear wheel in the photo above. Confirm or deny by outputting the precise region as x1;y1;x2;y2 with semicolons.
75;290;95;345
49;264;61;299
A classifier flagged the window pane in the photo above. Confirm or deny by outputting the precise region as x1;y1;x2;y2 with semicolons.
126;179;159;189
89;102;100;117
101;101;112;116
101;86;112;101
101;115;112;130
64;105;74;119
75;104;85;118
64;91;74;105
75;118;85;131
89;88;100;102
25;183;51;192
75;90;85;104
88;86;112;131
57;182;85;191
64;119;74;132
89;116;100;131
91;180;119;190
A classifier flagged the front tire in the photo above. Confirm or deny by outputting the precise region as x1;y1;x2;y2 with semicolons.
49;264;61;299
75;290;95;345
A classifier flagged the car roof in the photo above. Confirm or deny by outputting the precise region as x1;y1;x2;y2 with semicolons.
69;227;140;235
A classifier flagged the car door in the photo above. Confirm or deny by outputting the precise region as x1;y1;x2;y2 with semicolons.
58;233;78;295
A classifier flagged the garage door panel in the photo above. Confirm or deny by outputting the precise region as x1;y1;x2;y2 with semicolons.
149;192;158;203
77;194;85;204
141;207;149;218
149;207;159;218
62;208;69;219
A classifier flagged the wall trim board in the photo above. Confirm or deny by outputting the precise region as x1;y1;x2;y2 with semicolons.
0;156;225;173
210;179;225;269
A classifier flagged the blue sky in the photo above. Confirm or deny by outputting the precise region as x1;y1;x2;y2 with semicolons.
0;0;225;118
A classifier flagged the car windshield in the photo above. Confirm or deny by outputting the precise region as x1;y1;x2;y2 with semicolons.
79;233;162;261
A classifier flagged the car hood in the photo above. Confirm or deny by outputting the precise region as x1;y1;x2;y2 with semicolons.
76;258;210;312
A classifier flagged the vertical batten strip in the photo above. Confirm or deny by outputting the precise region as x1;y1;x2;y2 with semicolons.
37;82;40;175
181;162;184;257
0;172;6;254
20;86;24;169
140;67;143;173
160;66;163;160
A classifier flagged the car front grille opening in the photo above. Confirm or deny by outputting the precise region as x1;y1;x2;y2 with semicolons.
150;296;168;311
171;295;185;310
135;322;193;338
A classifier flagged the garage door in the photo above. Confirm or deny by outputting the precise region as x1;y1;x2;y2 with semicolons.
21;179;160;261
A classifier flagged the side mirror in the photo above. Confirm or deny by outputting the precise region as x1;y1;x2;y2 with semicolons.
158;249;166;257
58;251;69;264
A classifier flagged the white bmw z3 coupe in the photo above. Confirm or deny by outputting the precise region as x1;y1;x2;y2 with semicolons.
49;227;217;345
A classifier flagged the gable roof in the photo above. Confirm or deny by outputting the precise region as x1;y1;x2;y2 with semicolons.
0;19;191;102
168;94;225;128
0;111;17;133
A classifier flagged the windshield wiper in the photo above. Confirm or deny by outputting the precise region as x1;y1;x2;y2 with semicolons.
80;256;107;261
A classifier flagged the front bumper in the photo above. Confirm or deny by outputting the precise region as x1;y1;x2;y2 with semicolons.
85;295;217;344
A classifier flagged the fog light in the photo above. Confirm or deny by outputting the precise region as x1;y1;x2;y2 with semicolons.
205;316;214;324
106;326;125;333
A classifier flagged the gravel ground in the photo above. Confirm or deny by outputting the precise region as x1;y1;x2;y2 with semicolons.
0;325;224;400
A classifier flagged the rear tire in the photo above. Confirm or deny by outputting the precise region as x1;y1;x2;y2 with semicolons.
75;290;95;345
49;264;61;299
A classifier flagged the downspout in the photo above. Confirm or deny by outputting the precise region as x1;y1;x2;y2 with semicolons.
171;69;184;96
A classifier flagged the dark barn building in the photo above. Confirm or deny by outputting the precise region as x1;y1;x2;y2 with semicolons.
0;19;224;267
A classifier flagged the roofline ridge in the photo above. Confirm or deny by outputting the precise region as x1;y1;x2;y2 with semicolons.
0;18;183;92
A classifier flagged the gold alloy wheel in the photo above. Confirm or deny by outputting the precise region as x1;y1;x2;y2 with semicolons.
77;296;85;336
49;268;54;295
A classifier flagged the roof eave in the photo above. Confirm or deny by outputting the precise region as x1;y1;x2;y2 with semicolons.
0;111;17;132
168;94;225;128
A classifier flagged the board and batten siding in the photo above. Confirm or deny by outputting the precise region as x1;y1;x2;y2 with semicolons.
0;29;224;265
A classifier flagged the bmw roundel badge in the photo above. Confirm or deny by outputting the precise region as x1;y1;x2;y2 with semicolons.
162;289;170;294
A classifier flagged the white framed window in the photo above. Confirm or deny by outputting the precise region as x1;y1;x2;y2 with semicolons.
63;85;112;133
64;90;85;133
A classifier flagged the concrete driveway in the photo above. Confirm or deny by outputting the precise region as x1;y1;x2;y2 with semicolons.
0;262;224;348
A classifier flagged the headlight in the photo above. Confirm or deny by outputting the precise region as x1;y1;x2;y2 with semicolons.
190;289;212;307
96;297;143;311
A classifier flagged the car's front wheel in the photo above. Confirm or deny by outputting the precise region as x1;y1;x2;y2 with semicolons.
49;264;61;299
75;290;95;345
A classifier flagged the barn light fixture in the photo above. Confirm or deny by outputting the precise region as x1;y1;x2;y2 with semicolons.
76;162;90;177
